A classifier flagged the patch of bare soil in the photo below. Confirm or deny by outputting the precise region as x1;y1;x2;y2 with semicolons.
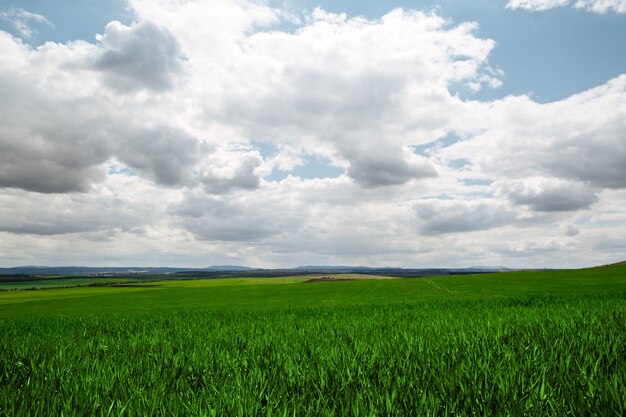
89;282;161;288
303;276;356;283
303;274;396;283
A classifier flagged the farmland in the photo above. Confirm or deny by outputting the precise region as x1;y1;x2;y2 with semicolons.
1;265;625;416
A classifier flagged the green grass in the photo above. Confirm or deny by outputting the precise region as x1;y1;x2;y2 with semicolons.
1;266;625;416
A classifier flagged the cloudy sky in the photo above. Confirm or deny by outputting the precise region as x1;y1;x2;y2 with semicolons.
0;0;625;268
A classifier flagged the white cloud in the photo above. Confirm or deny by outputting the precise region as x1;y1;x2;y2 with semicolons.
574;0;626;13
130;0;281;60
125;2;502;188
506;0;626;13
169;185;308;242
414;199;516;235
560;223;580;236
496;177;599;212
198;147;263;194
0;174;178;236
506;0;570;11
197;7;497;186
92;21;183;92
443;75;626;190
0;7;53;39
0;27;216;193
0;2;501;194
347;148;437;188
0;36;109;192
115;126;199;186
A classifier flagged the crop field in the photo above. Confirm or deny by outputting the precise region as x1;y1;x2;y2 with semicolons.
1;266;625;416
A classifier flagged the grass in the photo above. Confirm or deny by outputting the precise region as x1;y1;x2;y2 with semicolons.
1;266;625;416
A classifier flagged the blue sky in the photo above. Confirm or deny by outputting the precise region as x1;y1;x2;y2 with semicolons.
0;0;625;268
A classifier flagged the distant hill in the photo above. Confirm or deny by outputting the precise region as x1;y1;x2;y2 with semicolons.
295;265;373;271
206;265;255;272
0;266;197;276
0;264;514;277
597;260;626;268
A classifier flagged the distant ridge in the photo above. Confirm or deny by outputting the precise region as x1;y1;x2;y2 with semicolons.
597;260;626;267
0;265;514;277
295;265;372;271
205;265;255;271
0;266;196;275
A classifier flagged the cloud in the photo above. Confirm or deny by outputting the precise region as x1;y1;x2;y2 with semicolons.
0;4;501;195
0;7;53;39
0;32;196;192
170;191;304;241
129;0;281;59
506;0;626;13
506;0;570;11
497;177;599;212
115;126;198;186
0;41;109;192
560;223;580;236
0;28;196;193
348;149;436;187
574;0;626;13
414;199;515;235
268;200;418;259
443;75;626;190
92;20;183;92
0;175;171;236
199;149;263;194
174;6;498;188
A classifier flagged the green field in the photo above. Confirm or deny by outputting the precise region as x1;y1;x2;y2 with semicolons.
1;266;625;416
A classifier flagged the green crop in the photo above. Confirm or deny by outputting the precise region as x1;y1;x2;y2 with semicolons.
1;266;625;416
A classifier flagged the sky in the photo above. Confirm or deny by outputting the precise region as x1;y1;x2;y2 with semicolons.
0;0;625;268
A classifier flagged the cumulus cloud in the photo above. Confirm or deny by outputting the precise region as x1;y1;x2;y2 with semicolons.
0;3;502;195
0;174;172;236
0;42;109;192
93;20;182;92
506;0;626;13
506;0;570;11
199;149;263;194
129;0;281;59
497;177;599;212
560;223;580;236
414;199;516;235
176;6;499;188
348;149;437;188
115;126;198;186
443;75;626;190
170;191;305;241
574;0;626;13
0;7;53;39
0;27;197;193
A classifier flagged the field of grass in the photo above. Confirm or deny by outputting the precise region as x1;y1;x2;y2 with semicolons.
1;266;625;416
